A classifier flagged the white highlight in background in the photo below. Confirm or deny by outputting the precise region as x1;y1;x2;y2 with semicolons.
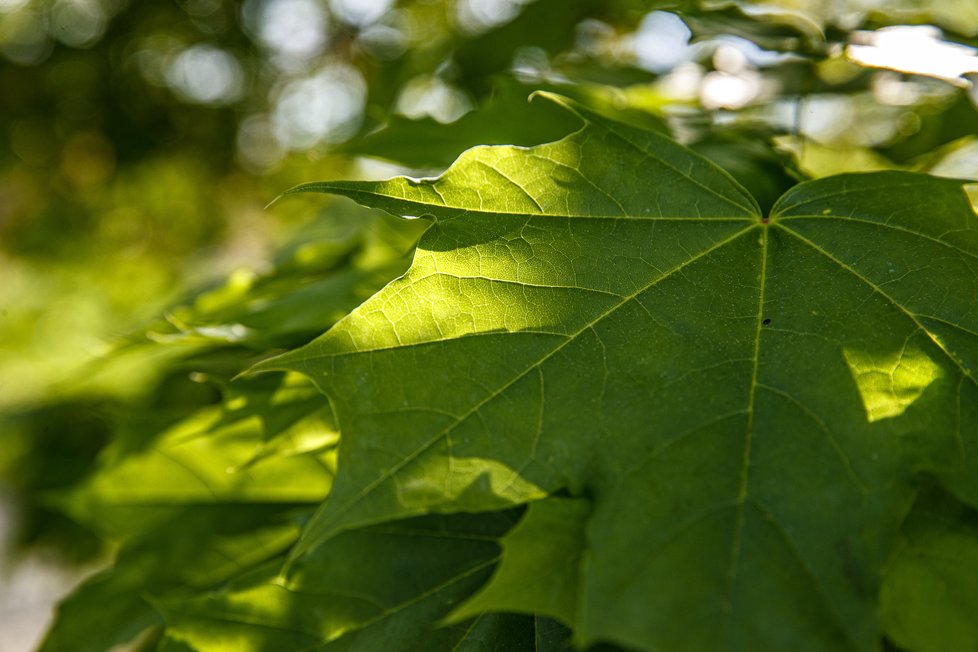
847;25;978;85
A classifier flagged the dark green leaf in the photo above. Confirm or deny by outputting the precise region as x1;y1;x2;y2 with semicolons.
156;512;522;651
880;485;978;652
452;0;605;93
345;82;581;170
39;505;306;652
450;498;589;627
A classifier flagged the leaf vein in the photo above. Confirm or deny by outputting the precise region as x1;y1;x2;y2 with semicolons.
780;225;977;388
776;214;978;263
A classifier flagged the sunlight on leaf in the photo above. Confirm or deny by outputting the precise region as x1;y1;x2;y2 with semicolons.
59;405;336;537
843;345;942;422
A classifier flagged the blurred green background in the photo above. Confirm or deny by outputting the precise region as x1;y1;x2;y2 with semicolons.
2;0;978;649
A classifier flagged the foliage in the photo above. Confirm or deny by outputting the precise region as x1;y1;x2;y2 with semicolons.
3;1;978;651
253;94;978;651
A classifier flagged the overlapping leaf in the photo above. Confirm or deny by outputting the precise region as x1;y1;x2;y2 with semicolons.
35;201;427;650
57;400;336;538
345;80;668;172
39;505;308;652
345;82;582;170
151;204;426;350
156;511;536;651
880;484;978;652
258;93;978;651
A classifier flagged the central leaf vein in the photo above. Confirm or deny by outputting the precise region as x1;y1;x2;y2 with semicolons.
724;223;768;627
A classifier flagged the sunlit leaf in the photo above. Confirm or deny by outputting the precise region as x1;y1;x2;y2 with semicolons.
260;94;978;651
916;135;978;181
773;135;897;178
58;403;336;537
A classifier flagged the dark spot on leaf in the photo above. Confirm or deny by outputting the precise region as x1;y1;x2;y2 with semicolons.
835;540;869;594
762;318;771;326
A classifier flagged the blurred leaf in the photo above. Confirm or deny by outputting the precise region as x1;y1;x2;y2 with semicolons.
0;400;112;559
881;487;978;652
157;511;523;651
914;135;978;180
160;204;427;349
880;93;978;164
58;403;335;538
40;504;308;652
348;79;673;171
453;0;606;92
773;135;897;178
346;83;581;169
684;2;824;50
690;127;800;212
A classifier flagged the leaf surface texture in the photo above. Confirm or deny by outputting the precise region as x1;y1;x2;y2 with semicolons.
255;94;978;651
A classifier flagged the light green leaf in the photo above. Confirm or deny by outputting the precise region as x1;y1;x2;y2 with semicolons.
773;135;897;179
881;486;978;652
58;402;336;537
203;372;338;468
258;94;978;651
157;205;426;349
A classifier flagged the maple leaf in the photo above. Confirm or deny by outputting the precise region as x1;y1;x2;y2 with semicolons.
257;93;978;651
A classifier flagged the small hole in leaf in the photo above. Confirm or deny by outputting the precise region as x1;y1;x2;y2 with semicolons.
762;318;772;326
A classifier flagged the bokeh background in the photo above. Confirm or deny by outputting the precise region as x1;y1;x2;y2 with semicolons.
2;0;977;649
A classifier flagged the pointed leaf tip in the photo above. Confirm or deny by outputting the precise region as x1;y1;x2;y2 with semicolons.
527;90;592;122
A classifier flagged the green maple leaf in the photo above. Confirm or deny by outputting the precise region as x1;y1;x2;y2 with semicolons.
257;93;978;651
